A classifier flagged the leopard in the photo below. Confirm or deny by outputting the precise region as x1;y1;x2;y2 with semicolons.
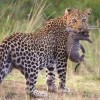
0;8;92;98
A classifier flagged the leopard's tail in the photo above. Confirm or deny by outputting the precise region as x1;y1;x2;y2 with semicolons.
0;44;12;83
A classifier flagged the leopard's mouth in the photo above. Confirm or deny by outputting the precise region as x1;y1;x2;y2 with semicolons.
66;27;90;37
78;28;89;37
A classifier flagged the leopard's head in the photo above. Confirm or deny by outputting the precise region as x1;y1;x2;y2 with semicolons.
63;8;91;37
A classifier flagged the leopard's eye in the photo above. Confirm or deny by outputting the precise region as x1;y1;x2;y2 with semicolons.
82;18;87;22
72;18;77;23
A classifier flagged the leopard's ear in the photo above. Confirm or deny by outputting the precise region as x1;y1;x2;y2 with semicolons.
85;8;92;15
65;8;72;14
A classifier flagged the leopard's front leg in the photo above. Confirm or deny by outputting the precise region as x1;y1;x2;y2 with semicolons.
56;56;70;93
46;64;57;93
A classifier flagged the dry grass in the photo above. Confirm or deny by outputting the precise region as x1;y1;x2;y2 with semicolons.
0;0;100;100
0;70;100;100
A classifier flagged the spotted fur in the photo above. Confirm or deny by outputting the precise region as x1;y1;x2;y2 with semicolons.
0;8;91;98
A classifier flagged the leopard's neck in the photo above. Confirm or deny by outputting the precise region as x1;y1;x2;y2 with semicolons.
44;17;67;33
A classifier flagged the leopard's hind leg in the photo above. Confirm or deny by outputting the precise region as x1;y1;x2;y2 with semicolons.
20;54;48;98
46;64;57;93
0;51;13;84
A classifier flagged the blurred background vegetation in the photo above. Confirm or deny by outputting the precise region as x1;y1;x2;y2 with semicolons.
0;0;100;76
0;0;100;99
0;0;99;76
0;0;100;22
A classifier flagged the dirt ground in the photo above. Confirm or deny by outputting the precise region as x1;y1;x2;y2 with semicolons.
0;81;100;100
0;70;100;100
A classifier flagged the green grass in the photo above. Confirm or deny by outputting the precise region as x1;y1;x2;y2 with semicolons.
0;70;100;99
0;0;100;99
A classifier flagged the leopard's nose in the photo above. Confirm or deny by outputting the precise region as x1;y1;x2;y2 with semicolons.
78;27;83;31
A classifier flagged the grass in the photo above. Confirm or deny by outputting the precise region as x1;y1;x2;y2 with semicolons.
0;70;100;100
0;0;100;100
